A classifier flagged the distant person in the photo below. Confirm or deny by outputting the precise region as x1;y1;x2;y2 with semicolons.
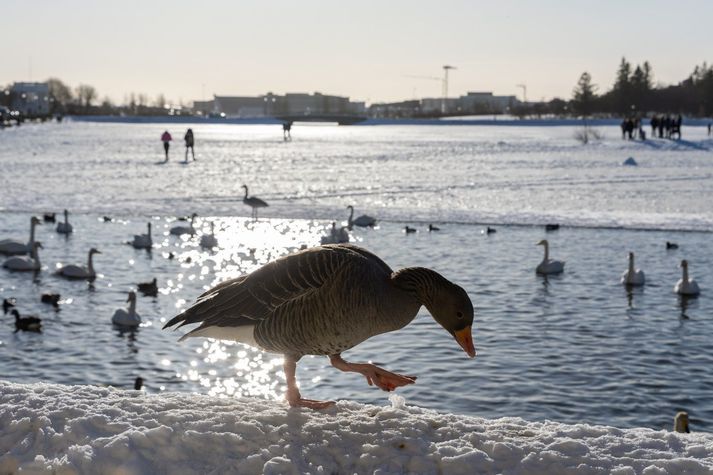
282;121;292;141
708;122;712;136
184;128;195;161
650;116;658;137
161;130;172;161
658;115;664;138
620;119;627;140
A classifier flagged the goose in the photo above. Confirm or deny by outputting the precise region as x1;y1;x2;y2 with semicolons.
56;209;73;234
12;309;42;332
164;244;475;409
43;213;56;223
346;205;376;229
58;248;100;280
674;411;690;433
428;224;440;232
41;293;61;307
320;222;350;244
170;214;197;236
621;252;645;286
674;260;700;296
0;216;40;255
200;222;219;248
536;239;565;275
3;242;42;271
137;278;158;297
242;185;268;220
666;241;679;250
131;222;153;249
404;226;417;234
3;298;16;314
112;291;141;327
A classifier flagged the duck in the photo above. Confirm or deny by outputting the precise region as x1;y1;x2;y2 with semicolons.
320;222;350;244
41;293;61;308
621;252;645;286
12;309;42;332
43;213;56;223
56;209;73;234
164;244;475;409
485;226;496;234
131;222;153;249
112;291;141;327
666;241;679;250
134;377;144;390
428;224;440;232
102;216;113;222
3;298;16;314
674;260;700;296
2;242;42;271
0;216;40;255
242;185;269;220
170;214;197;236
199;222;219;249
346;205;376;229
137;278;158;297
674;411;690;433
58;248;100;280
545;224;560;232
536;239;565;275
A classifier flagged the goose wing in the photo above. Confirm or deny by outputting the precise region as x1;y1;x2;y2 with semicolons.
164;244;391;332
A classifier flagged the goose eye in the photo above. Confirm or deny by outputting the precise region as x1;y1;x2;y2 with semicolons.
456;312;464;319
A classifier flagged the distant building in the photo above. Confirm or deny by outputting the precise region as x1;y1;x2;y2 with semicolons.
192;92;365;118
458;92;519;114
368;100;421;118
10;82;50;117
420;98;461;115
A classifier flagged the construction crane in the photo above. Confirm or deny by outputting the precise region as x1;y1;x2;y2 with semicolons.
404;65;457;113
516;84;527;103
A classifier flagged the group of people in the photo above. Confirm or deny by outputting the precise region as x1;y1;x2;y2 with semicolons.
620;114;683;141
161;128;195;162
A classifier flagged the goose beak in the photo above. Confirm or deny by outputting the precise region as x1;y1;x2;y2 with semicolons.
454;326;476;358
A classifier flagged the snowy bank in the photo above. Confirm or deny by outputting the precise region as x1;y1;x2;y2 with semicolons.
1;381;712;475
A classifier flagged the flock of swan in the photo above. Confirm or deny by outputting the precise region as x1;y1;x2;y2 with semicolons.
535;238;700;296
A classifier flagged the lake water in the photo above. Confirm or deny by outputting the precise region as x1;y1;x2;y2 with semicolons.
1;120;712;431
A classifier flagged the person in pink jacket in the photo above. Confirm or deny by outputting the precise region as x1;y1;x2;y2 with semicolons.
161;130;172;161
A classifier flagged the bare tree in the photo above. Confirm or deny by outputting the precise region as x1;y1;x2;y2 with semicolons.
76;84;97;112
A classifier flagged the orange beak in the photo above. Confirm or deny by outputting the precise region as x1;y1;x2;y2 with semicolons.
454;326;476;358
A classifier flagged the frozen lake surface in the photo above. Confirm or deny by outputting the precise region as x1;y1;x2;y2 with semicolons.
0;121;712;431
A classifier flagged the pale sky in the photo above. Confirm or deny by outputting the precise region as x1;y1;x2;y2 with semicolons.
2;0;711;105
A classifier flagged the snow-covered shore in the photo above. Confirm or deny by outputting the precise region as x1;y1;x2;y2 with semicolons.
1;382;712;474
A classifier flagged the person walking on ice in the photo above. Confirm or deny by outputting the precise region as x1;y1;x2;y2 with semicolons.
161;130;172;162
184;128;196;162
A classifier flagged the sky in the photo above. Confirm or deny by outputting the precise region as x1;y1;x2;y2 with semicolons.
1;0;711;105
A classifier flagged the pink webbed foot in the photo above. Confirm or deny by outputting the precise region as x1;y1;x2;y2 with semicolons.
286;387;335;410
360;365;417;391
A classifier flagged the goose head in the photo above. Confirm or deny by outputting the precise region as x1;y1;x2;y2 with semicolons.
427;282;476;358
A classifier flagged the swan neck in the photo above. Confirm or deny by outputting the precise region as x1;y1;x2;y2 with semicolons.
64;210;69;224
147;223;152;237
88;252;94;272
29;220;37;243
682;266;689;283
32;246;40;264
543;242;549;261
628;255;635;273
348;207;354;224
243;187;248;199
128;297;136;315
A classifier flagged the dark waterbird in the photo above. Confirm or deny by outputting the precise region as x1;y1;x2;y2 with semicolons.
41;293;61;308
666;241;679;250
3;298;16;314
486;226;497;234
404;226;417;234
43;213;56;223
164;244;475;409
134;377;144;390
545;224;560;232
138;278;158;296
12;309;42;332
428;224;440;232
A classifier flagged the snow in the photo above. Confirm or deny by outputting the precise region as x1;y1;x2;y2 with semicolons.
1;381;712;474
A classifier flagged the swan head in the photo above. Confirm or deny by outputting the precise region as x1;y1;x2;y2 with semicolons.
241;184;248;190
536;239;548;246
628;251;635;260
64;209;69;217
346;205;354;210
33;242;43;250
147;222;152;231
428;282;476;358
680;259;689;269
31;216;41;225
89;248;101;255
127;291;137;302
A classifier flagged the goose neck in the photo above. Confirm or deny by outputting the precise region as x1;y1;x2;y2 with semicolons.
391;267;445;308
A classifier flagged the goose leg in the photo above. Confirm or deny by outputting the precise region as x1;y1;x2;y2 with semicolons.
283;356;335;409
329;354;416;392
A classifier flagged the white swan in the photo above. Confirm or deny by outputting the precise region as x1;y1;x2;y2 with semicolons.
58;248;100;279
0;216;40;255
200;222;219;248
346;205;376;228
132;222;153;249
3;242;42;271
536;239;565;275
674;259;700;296
112;291;141;327
170;213;197;236
56;209;73;234
621;252;645;286
320;222;350;244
